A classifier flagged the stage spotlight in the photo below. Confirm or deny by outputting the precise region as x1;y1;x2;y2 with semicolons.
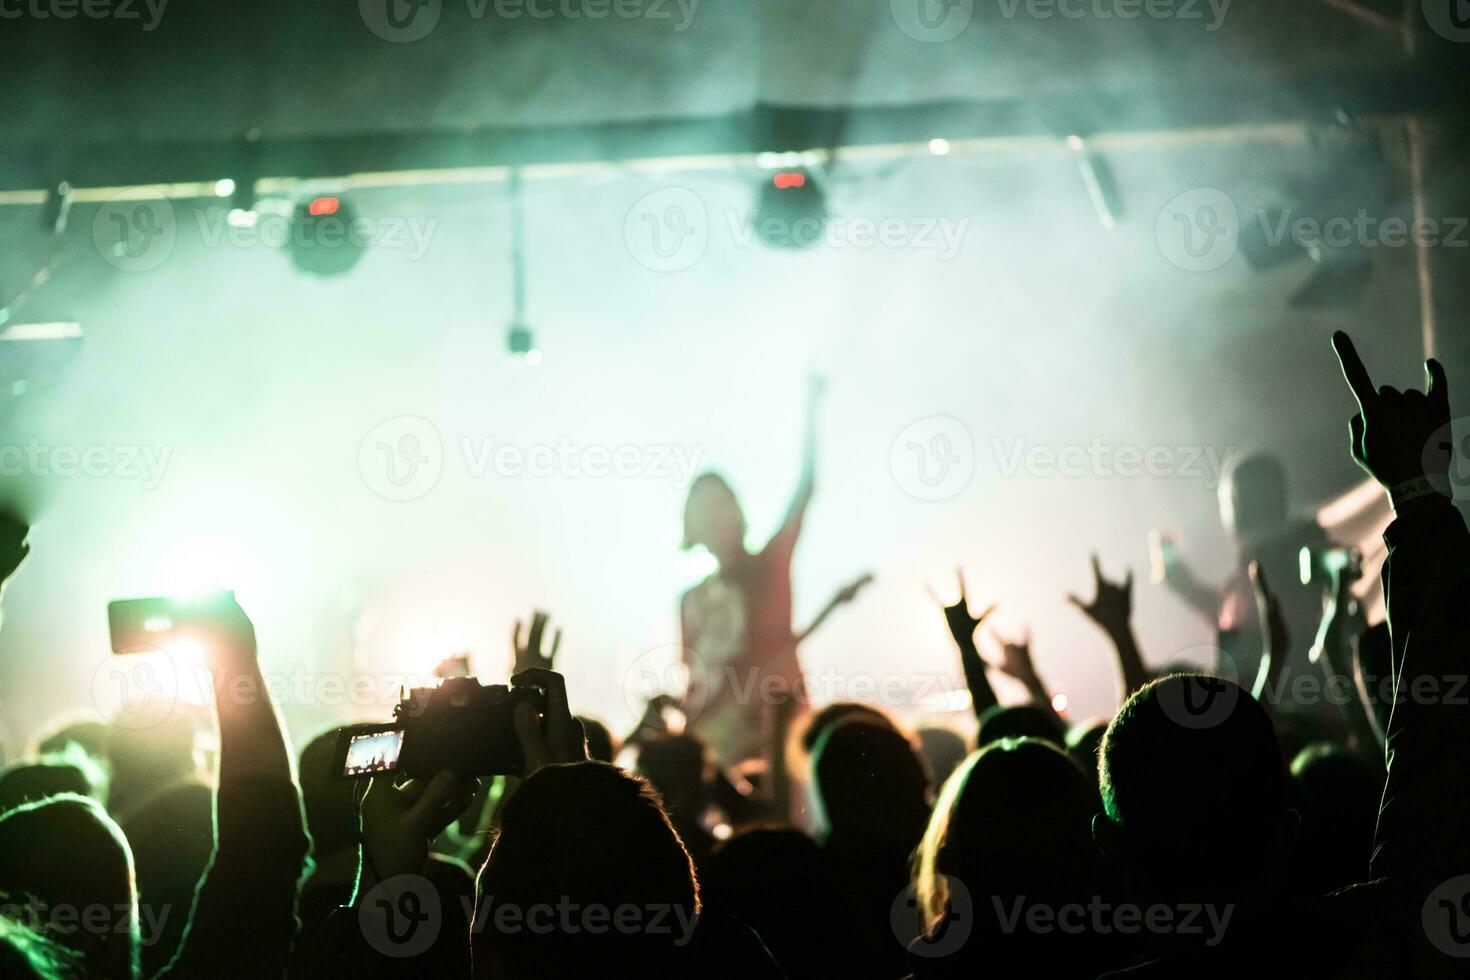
41;181;72;234
756;168;826;249
287;194;366;277
928;138;952;156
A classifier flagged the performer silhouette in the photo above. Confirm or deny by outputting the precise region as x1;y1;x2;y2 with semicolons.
679;376;826;764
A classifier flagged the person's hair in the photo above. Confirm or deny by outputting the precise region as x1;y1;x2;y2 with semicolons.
0;913;82;980
976;702;1066;748
635;734;707;819
297;730;360;858
576;716;616;763
0;794;139;979
103;707;206;820
473;762;697;978
681;472;743;551
1289;742;1379;894
0;763;94;816
799;701;895;753
31;719;109;763
914;739;1102;933
811;721;929;839
1099;675;1287;898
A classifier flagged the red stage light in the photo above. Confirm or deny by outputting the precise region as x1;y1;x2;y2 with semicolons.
772;172;807;190
308;196;340;216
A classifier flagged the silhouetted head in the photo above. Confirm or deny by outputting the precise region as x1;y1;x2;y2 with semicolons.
298;730;360;859
472;762;698;979
0;763;94;815
811;721;929;842
103;707;206;819
682;473;746;561
915;740;1104;943
799;701;896;753
33;719;109;762
1289;743;1379;895
916;725;969;789
1098;675;1294;903
1219;453;1288;546
0;794;138;978
635;734;708;821
576;717;616;763
976;702;1066;749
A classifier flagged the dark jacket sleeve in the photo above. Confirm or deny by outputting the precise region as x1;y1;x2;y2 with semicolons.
154;775;311;980
1369;498;1470;883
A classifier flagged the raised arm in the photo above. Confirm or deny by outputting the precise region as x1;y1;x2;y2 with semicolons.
1329;332;1470;887
1247;561;1290;705
769;374;823;553
157;597;309;979
1069;554;1149;700
1150;530;1222;624
932;568;1000;719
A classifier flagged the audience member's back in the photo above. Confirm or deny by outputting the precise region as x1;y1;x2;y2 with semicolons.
0;794;138;978
910;738;1122;978
811;720;931;978
471;761;779;979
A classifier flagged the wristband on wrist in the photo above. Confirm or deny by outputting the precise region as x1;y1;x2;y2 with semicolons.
1388;476;1448;510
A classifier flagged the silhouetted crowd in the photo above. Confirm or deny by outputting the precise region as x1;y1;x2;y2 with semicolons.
0;331;1466;979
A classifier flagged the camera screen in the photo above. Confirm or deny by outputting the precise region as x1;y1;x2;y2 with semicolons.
343;729;404;777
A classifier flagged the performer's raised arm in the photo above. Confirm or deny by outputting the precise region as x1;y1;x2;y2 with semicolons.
769;373;823;555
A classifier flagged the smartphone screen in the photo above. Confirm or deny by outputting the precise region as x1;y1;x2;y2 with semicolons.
342;728;405;778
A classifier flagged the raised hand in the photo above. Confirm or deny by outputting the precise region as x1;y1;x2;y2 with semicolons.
1311;551;1365;669
511;667;587;775
360;770;480;884
930;567;998;647
512;610;562;674
1068;554;1133;638
1332;331;1452;506
1249;560;1290;702
992;630;1040;688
